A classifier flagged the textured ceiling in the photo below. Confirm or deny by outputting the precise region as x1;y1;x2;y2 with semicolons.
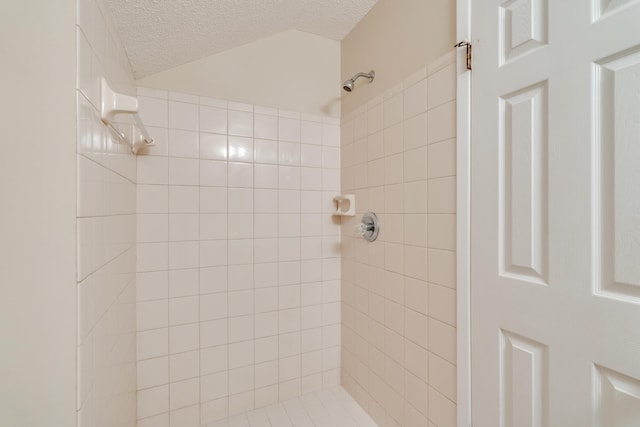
103;0;378;78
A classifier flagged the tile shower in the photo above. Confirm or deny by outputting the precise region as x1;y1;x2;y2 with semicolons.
74;0;457;425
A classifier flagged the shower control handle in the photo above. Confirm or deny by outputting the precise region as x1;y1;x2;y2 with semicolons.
356;212;380;242
355;222;374;235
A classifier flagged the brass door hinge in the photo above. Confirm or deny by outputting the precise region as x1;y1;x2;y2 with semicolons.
454;40;472;70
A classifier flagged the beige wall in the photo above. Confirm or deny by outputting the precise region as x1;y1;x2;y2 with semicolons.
136;30;341;118
0;0;78;425
341;0;456;116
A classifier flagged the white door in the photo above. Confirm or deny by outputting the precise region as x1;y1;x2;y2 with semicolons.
471;1;640;426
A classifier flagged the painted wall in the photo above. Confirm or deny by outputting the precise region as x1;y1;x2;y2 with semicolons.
0;0;77;425
340;53;458;427
76;0;139;425
134;89;342;425
136;30;341;118
341;0;456;116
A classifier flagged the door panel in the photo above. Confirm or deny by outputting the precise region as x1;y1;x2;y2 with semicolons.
471;1;640;426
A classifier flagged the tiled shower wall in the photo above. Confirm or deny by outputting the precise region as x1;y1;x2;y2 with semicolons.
340;52;457;427
134;90;342;426
76;0;138;425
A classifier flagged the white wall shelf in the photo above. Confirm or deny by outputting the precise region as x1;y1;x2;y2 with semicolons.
100;77;154;154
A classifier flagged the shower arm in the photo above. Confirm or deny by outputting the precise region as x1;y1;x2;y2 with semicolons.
351;71;375;82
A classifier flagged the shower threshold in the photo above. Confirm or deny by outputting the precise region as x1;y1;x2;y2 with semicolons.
204;386;378;427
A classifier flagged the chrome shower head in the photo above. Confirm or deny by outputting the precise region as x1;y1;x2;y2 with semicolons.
343;79;355;92
342;70;375;92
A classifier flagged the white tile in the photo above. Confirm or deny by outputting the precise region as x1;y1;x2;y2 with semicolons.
255;139;278;164
229;390;254;416
200;133;227;160
228;340;255;369
200;187;227;213
253;262;278;287
137;214;169;243
279;166;301;190
279;190;300;213
404;113;427;150
200;106;227;134
279;308;301;334
169;296;199;326
228;264;252;290
229;366;254;394
229;136;254;163
138;185;168;214
201;371;228;402
137;385;169;418
169;101;198;131
137;271;169;301
301;121;322;145
169;186;199;213
168;129;199;158
428;63;456;109
170;323;199;354
137;300;168;331
138;96;168;128
169;214;199;241
200;319;228;348
137;242;169;272
322;124;340;147
170;268;200;298
255;361;278;389
170;350;199;382
200;240;227;267
228;110;253;137
228;162;254;188
301;168;322;191
383;93;403;128
228;188;253;213
279;216;300;238
254;164;278;189
279;142;301;166
279;117;301;142
138;356;169;390
200;213;228;240
169;377;199;410
255;114;278;140
228;315;254;343
200;293;228;321
169;241;199;269
200;345;228;375
255;336;279;364
255;312;276;338
200;160;227;187
301;144;322;167
138;156;168;185
229;290;254;317
427;100;456;144
404;79;428;119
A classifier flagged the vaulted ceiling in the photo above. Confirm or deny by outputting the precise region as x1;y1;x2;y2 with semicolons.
103;0;378;78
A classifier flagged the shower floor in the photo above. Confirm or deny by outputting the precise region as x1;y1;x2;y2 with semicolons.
204;386;378;427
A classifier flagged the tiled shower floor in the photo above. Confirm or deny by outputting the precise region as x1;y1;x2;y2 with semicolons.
205;386;378;427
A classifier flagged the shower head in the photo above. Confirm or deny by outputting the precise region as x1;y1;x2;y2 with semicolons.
342;70;375;92
343;79;355;92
